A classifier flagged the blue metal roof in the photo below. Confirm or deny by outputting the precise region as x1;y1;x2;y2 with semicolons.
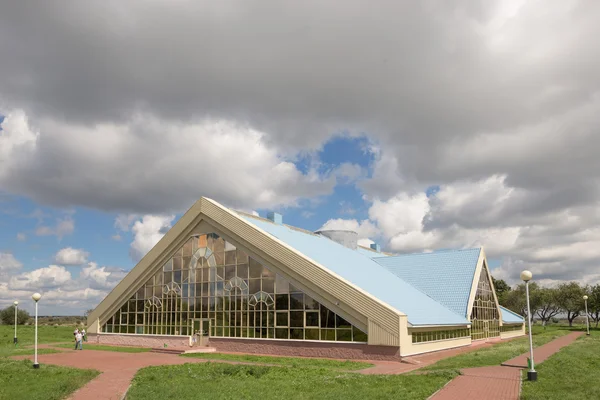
373;249;481;318
500;306;524;323
355;246;388;259
241;215;469;326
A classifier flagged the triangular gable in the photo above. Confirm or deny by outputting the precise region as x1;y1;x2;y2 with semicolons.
466;249;503;324
88;198;405;343
373;248;481;318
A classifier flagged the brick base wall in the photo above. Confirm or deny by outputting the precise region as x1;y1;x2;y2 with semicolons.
90;333;191;348
209;338;401;361
88;334;401;361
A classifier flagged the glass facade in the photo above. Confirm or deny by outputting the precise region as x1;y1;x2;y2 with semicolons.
470;265;500;340
501;324;523;332
101;233;368;342
411;329;470;344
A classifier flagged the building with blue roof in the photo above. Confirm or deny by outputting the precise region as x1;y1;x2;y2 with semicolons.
88;197;525;360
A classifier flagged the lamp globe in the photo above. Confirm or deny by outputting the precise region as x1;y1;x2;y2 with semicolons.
520;270;533;282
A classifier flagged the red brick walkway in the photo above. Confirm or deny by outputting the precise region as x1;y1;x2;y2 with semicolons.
501;331;583;368
430;331;584;400
11;339;507;399
15;348;209;400
13;333;581;400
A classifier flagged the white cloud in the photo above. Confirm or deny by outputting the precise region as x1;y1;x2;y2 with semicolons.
320;170;600;286
54;247;90;265
8;265;72;290
129;214;176;261
114;214;139;232
80;262;127;290
301;211;315;219
333;163;365;184
0;252;23;275
111;233;122;241
35;216;75;239
0;109;38;177
0;111;336;214
359;148;409;201
0;257;127;313
369;193;430;239
16;233;26;241
338;201;357;216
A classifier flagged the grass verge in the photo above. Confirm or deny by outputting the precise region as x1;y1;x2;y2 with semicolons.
0;346;62;357
128;362;455;400
422;326;572;372
1;326;73;358
521;332;599;399
54;343;151;353
0;358;100;400
1;325;75;347
181;352;372;370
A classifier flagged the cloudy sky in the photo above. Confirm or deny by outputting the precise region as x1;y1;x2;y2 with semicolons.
1;0;599;315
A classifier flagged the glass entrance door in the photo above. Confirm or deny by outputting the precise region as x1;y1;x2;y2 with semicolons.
192;319;210;346
483;321;489;339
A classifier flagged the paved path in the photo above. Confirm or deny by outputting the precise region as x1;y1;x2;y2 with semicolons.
13;333;576;400
15;347;209;400
12;338;510;399
430;331;584;400
501;331;583;368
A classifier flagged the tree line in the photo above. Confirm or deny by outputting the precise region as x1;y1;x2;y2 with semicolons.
0;305;30;325
493;277;600;327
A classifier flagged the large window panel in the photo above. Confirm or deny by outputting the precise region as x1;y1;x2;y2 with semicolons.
470;265;500;340
101;233;368;342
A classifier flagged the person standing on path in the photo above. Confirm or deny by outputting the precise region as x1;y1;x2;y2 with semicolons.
75;330;83;350
74;328;79;349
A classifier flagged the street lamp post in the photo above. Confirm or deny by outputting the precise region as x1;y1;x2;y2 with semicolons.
32;293;42;369
14;301;19;345
583;295;590;336
521;270;537;381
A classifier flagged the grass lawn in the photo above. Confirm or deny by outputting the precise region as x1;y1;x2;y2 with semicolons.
128;362;455;400
422;325;573;372
0;358;100;400
182;352;373;370
521;331;600;400
127;324;592;400
0;346;62;357
1;325;74;347
0;325;99;400
0;325;73;357
54;343;151;353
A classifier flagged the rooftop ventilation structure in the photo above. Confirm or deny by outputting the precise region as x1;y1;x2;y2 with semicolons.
267;212;283;225
315;230;358;250
370;243;381;252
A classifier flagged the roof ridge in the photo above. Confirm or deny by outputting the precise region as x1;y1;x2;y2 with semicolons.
372;247;481;259
237;211;478;258
234;210;321;236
